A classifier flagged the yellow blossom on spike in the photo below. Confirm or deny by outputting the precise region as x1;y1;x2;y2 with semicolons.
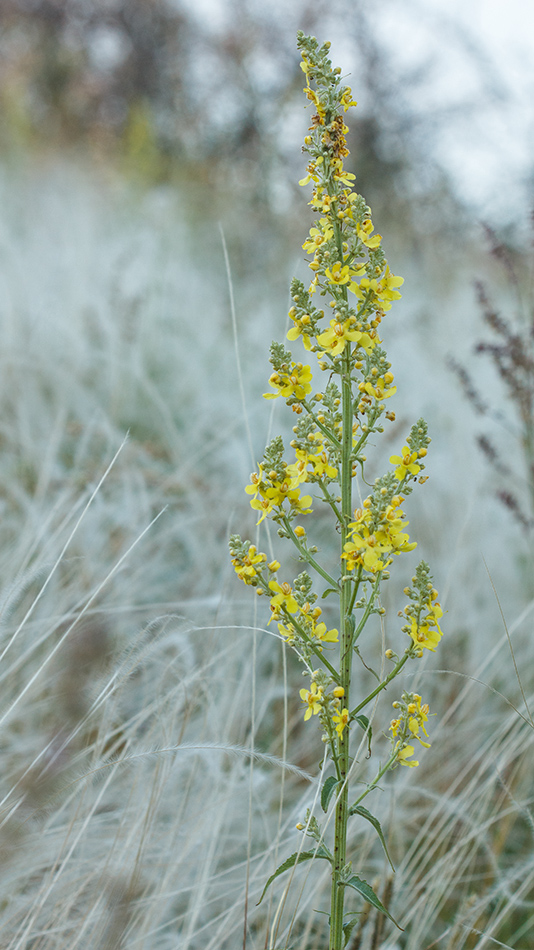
363;377;396;401
268;580;299;614
332;707;350;737
409;599;443;653
313;621;339;643
389;446;421;481
356;267;404;311
389;717;401;736
356;219;382;249
317;318;364;357
245;465;312;524
408;701;431;747
307;449;338;480
232;544;266;584
395;743;419;768
300;682;323;720
287;318;313;351
277;621;297;644
333;169;356;187
325;262;351;285
264;363;313;401
340;87;358;110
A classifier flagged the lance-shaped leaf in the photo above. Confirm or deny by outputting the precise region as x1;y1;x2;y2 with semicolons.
354;714;372;757
341;875;403;930
348;805;394;871
342;915;360;947
321;775;341;812
321;587;339;599
257;846;332;905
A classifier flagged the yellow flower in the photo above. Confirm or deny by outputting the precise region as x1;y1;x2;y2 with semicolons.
264;363;313;401
316;318;363;357
395;743;419;768
362;377;396;401
245;466;312;524
407;695;431;747
277;621;297;643
287;313;314;351
340;87;358;111
332;707;350;737
300;682;323;720
302;219;333;253
409;599;443;653
325;262;351;285
313;621;339;643
356;266;404;311
375;505;417;555
269;580;299;617
307;450;338;480
332;168;356;187
356;218;382;249
232;545;266;583
389;446;421;481
342;533;388;573
389;717;401;737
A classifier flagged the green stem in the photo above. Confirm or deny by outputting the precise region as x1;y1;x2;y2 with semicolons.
330;252;353;949
350;652;410;718
301;399;343;452
317;479;343;524
280;609;341;683
349;750;398;811
352;575;381;645
282;516;339;589
346;565;363;616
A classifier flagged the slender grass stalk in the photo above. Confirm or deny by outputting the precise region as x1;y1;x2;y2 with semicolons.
229;33;445;948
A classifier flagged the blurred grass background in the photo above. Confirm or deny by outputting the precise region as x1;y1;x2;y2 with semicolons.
0;1;533;947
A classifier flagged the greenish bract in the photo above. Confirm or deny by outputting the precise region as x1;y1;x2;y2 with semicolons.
228;31;444;950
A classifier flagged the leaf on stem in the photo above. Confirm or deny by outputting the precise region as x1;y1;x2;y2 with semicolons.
347;805;395;871
256;846;332;905
342;916;361;947
341;875;403;930
321;775;341;811
321;587;338;599
354;714;372;757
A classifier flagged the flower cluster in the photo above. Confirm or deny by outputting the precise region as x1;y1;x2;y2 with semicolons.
299;671;349;743
229;536;277;587
400;562;444;656
244;436;313;525
389;691;432;768
342;475;417;574
229;33;444;943
296;46;403;332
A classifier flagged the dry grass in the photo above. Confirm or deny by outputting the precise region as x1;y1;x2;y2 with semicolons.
0;158;531;948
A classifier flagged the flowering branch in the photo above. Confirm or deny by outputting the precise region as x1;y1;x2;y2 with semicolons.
229;32;444;949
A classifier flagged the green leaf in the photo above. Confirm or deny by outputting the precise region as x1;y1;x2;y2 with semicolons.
342;875;403;930
257;847;332;905
321;775;341;812
342;916;360;947
348;805;395;871
354;715;372;756
321;587;338;599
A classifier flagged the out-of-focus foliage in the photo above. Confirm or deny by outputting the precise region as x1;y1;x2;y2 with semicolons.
0;0;465;234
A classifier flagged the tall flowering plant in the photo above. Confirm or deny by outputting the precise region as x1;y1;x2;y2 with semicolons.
229;32;443;948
